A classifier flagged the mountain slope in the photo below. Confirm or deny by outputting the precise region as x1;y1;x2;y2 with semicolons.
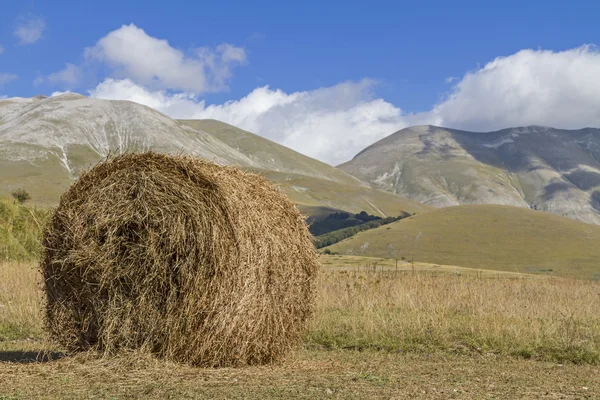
178;119;361;186
0;94;422;219
325;204;600;279
339;125;600;224
252;169;431;218
0;94;256;205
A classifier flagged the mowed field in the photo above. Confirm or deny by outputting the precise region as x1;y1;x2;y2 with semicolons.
326;204;600;280
1;257;599;399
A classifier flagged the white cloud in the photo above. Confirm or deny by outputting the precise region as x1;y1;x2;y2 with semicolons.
445;76;457;83
46;63;82;87
83;24;246;93
33;73;44;87
50;91;72;97
90;78;202;116
428;45;600;132
91;45;600;165
14;16;46;45
0;73;17;87
90;78;409;164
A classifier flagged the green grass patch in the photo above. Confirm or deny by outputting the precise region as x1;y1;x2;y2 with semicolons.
0;197;49;261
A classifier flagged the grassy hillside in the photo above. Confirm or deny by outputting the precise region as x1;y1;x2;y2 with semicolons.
326;204;600;279
0;145;103;207
180;121;432;220
254;169;432;218
0;157;428;221
178;119;361;185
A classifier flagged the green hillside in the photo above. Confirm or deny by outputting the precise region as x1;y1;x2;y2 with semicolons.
181;119;432;219
253;169;431;218
178;119;361;185
325;204;600;279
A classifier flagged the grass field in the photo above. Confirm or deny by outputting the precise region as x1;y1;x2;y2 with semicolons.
1;258;599;398
325;204;600;279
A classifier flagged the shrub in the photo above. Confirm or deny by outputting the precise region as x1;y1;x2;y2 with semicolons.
11;188;31;204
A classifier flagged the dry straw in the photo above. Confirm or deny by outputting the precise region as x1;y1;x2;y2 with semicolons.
40;152;319;367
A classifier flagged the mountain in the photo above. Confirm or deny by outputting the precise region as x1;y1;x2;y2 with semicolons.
339;125;600;224
178;119;361;186
253;170;430;220
325;204;600;280
0;94;425;218
0;94;250;205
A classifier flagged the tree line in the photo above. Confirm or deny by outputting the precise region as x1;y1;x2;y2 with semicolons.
314;214;409;249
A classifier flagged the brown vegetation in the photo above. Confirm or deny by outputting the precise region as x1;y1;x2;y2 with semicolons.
309;266;600;364
2;259;599;398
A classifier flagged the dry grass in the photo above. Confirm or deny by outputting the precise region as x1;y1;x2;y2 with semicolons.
1;345;599;399
2;259;600;397
308;269;600;364
3;257;600;365
0;262;42;340
40;153;319;367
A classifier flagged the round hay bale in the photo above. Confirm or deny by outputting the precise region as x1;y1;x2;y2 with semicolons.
40;152;319;367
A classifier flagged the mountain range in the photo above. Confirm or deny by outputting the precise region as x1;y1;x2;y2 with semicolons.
2;93;600;277
339;125;600;224
0;94;427;219
2;94;600;226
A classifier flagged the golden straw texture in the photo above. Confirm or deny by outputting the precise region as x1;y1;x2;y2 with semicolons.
41;152;319;367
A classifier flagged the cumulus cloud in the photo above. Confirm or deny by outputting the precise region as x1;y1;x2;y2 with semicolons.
90;78;204;116
83;24;246;93
14;15;46;45
50;91;72;97
91;45;600;165
428;45;600;132
90;78;409;164
0;73;17;87
46;63;83;87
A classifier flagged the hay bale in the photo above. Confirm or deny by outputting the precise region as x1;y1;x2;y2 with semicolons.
40;152;319;366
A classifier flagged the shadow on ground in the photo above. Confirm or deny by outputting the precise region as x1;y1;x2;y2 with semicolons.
0;351;65;364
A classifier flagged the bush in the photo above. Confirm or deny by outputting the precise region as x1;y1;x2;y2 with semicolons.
11;188;31;204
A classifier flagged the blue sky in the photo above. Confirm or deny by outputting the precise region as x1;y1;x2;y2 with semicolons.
1;0;600;164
